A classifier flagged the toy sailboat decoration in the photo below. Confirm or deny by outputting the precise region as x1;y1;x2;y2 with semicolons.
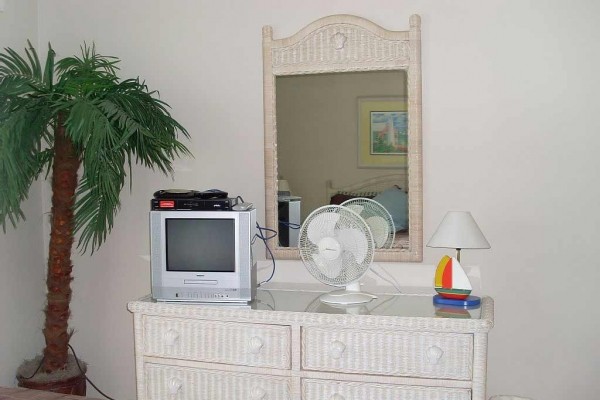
434;256;472;300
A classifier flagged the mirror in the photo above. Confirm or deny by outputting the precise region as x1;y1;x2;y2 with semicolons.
263;14;423;262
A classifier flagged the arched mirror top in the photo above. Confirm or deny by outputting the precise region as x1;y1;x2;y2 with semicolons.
263;14;423;262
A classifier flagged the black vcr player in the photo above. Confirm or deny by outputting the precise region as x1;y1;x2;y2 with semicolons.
151;197;235;211
151;189;235;211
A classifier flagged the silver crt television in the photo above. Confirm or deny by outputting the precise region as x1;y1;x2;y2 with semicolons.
149;209;257;302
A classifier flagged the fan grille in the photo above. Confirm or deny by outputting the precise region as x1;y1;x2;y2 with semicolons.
299;205;374;287
341;198;395;248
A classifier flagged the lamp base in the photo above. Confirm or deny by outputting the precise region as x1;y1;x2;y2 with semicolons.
433;294;481;307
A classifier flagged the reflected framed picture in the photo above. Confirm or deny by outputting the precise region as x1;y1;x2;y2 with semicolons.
357;97;408;168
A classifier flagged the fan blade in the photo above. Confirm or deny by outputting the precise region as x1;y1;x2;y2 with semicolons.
318;256;344;280
345;204;364;215
307;212;340;244
336;227;369;264
311;252;328;270
366;216;390;248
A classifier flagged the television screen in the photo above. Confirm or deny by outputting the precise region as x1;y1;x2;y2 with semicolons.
166;218;236;272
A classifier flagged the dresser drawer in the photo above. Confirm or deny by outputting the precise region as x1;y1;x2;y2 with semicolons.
302;327;473;380
144;363;292;400
303;378;471;400
143;316;291;369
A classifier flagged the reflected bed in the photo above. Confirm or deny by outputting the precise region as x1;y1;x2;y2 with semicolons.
326;172;409;249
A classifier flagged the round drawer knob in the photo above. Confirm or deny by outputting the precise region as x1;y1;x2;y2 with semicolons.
251;386;266;399
330;394;345;400
427;345;444;364
168;377;183;395
164;329;180;346
330;340;346;360
248;336;264;354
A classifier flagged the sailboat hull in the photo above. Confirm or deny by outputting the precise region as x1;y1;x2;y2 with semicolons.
434;288;471;299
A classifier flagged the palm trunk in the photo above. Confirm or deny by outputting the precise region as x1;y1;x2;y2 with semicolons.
42;116;80;373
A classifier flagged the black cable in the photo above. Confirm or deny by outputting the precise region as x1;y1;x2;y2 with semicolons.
278;220;300;229
255;222;277;285
252;225;277;245
260;240;276;285
19;355;45;380
258;287;277;310
68;344;117;400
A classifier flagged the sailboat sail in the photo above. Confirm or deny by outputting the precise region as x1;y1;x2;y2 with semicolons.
434;256;472;299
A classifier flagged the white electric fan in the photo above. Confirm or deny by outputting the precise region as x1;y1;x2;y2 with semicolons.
341;198;395;249
298;205;377;305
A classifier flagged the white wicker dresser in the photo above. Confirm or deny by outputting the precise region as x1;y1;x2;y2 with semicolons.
128;289;494;400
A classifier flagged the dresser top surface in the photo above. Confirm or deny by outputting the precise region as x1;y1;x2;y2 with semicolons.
253;288;485;320
129;288;493;333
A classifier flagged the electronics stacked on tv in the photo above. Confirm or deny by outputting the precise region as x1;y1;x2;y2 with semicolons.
151;189;235;211
149;189;257;303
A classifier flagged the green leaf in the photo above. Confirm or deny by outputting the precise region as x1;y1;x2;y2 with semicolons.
0;107;48;229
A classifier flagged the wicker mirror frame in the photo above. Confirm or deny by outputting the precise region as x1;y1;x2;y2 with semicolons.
262;14;423;262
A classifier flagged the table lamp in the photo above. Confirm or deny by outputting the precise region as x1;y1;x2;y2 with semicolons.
278;179;291;196
427;211;490;307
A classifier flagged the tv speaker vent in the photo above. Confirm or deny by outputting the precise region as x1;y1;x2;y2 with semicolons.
176;292;229;299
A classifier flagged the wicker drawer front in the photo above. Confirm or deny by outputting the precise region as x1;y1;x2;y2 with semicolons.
144;363;292;400
143;316;291;369
303;378;471;400
302;327;473;380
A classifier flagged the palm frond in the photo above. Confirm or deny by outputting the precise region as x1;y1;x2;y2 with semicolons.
74;150;125;253
56;43;119;80
103;79;191;169
23;40;42;80
0;107;49;229
0;41;50;95
0;43;55;230
42;42;56;89
74;112;128;253
36;148;55;179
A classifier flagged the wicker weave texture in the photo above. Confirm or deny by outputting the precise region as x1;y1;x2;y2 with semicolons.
271;23;410;75
143;316;291;369
144;363;293;400
130;295;493;400
302;379;471;400
129;296;494;334
302;327;473;380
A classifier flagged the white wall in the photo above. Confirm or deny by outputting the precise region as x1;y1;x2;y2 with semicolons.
0;0;46;387
20;0;600;399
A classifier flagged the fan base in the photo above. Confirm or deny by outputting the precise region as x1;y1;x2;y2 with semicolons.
320;290;377;305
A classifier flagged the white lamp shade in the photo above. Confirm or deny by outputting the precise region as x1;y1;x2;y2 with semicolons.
427;211;490;250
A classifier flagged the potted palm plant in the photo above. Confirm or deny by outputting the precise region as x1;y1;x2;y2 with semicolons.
0;42;190;394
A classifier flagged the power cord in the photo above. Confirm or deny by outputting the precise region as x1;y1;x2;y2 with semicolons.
369;263;403;293
278;220;300;230
236;196;277;285
68;344;117;400
253;222;277;286
19;356;45;380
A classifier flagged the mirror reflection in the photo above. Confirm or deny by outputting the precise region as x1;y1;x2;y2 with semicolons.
276;70;409;249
